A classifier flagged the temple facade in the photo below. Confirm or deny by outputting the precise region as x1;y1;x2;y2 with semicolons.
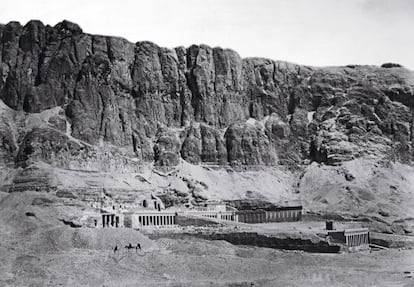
91;198;303;228
99;213;124;228
328;228;370;250
264;206;303;222
124;211;177;228
237;206;303;223
184;210;238;222
236;209;266;223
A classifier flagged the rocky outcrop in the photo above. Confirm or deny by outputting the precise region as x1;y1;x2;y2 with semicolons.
0;20;413;171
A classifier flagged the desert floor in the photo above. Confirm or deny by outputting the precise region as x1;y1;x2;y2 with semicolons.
1;191;414;286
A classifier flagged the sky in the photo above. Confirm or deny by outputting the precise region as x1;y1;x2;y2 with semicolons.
1;0;413;69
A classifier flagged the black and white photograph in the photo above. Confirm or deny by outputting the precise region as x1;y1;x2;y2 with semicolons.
0;0;413;286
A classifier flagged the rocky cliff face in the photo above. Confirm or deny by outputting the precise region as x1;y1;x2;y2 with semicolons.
1;20;413;170
1;20;414;232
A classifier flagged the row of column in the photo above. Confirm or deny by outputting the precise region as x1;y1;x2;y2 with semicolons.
266;210;302;221
346;233;369;247
197;212;237;221
238;212;266;223
102;214;119;228
138;215;176;226
219;214;235;221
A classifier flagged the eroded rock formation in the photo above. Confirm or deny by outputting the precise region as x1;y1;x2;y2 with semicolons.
1;20;413;171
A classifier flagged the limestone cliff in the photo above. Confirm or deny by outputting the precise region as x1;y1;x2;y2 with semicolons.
1;20;413;169
0;20;414;232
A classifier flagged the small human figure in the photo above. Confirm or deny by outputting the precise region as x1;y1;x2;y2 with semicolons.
136;243;141;252
114;245;118;253
125;243;133;251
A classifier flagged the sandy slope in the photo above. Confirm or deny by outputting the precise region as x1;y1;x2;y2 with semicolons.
1;191;414;286
7;155;414;234
298;159;414;233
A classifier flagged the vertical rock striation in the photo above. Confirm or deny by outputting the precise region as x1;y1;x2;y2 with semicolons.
0;20;413;170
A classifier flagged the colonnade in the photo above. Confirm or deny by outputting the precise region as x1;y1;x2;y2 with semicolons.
134;213;176;227
219;213;235;221
265;209;302;222
345;232;369;247
237;211;266;223
185;211;238;221
102;214;120;228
